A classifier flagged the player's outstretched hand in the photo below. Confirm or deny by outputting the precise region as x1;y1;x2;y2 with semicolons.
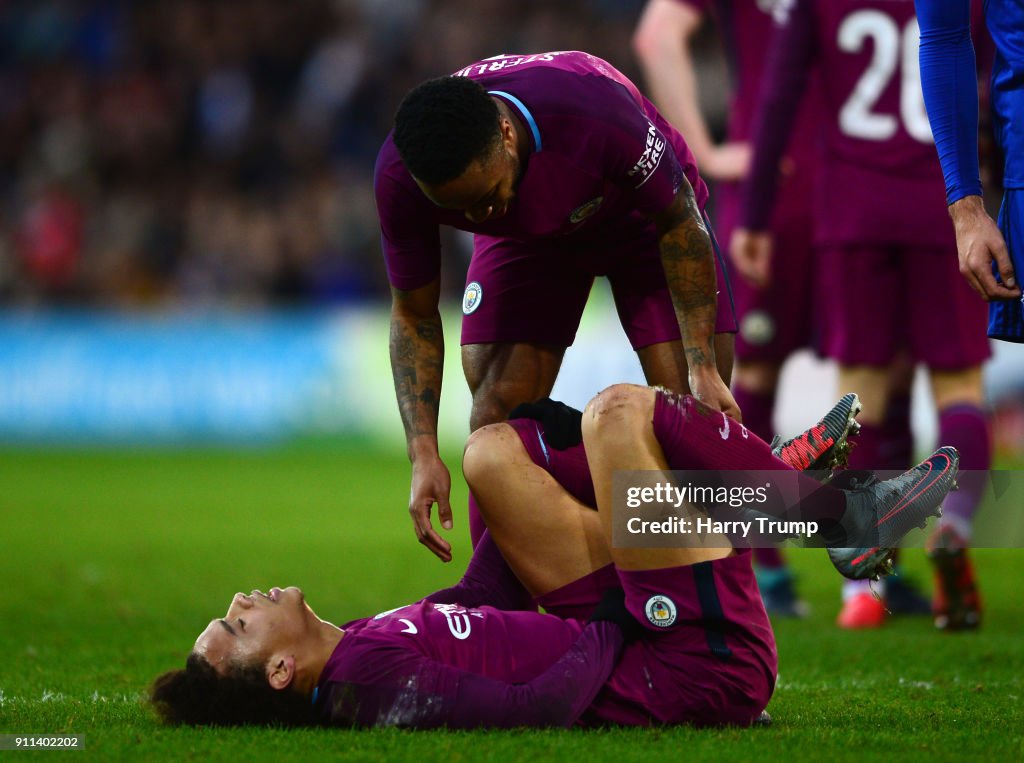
689;365;742;423
950;196;1021;301
409;454;454;563
729;228;772;288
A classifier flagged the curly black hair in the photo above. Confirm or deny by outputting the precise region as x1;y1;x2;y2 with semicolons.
150;652;322;727
393;76;501;186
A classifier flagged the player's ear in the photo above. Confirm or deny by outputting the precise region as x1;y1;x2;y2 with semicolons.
266;654;296;690
499;118;516;152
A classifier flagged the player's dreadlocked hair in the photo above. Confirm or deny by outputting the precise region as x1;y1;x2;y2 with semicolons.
393;76;501;186
150;652;322;727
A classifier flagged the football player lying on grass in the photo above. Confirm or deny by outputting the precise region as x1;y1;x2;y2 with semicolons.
151;384;958;728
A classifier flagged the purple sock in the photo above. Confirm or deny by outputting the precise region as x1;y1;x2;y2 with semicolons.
732;386;775;442
880;392;913;470
937;404;991;533
469;492;486;548
651;389;847;526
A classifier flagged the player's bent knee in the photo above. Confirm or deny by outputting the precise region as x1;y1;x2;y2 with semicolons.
463;422;521;487
582;384;654;440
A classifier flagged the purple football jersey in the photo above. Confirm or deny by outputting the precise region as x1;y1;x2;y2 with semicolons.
316;600;625;728
742;0;953;246
674;0;821;150
375;51;708;291
672;1;821;363
338;601;584;683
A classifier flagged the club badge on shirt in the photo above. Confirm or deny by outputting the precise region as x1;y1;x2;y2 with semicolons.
644;594;678;628
463;282;483;315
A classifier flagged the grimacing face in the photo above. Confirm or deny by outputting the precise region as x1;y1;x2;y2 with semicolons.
417;122;523;224
193;586;317;679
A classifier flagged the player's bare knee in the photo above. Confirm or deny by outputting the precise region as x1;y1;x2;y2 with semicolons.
582;384;653;441
931;366;984;409
463;422;518;488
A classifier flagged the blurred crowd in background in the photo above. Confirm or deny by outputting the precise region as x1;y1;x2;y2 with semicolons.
0;0;709;307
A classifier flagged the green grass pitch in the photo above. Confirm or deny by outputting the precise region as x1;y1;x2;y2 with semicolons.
1;446;1022;761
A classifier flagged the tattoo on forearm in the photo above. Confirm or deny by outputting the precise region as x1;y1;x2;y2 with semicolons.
389;315;444;441
659;183;718;366
685;344;709;367
416;321;439;341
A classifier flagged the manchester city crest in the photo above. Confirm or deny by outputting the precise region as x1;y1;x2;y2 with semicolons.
644;594;678;628
463;281;483;315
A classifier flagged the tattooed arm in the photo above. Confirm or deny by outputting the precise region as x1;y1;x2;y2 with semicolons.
651;176;740;419
390;278;454;562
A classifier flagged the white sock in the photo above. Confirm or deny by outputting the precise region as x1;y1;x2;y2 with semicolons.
842;578;881;602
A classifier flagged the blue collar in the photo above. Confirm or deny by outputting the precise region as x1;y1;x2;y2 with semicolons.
488;90;541;151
